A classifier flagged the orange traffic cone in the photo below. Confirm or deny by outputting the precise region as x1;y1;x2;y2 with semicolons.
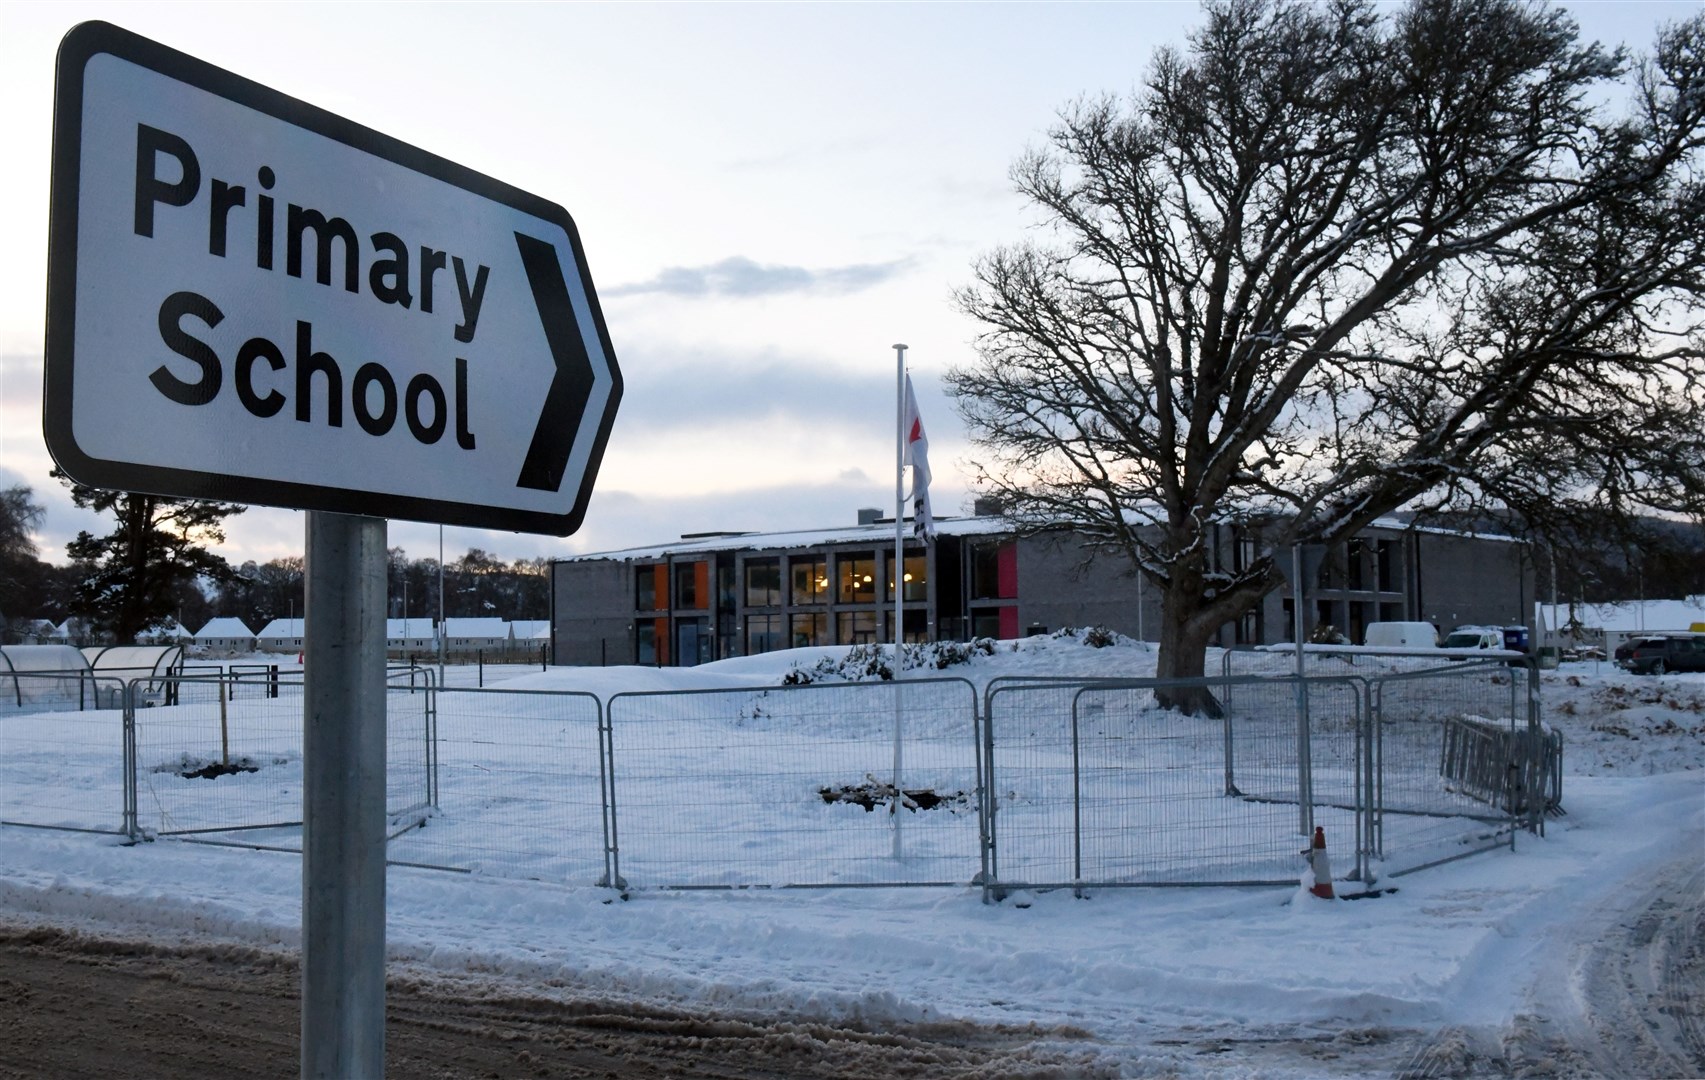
1309;826;1335;899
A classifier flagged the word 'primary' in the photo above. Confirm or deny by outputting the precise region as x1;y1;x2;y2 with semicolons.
134;123;490;447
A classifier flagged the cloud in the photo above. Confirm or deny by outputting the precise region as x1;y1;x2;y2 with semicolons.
604;256;914;299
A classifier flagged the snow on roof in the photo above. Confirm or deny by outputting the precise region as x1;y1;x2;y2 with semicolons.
441;618;508;637
562;510;1520;565
137;619;193;642
508;620;551;639
195;617;255;639
255;619;305;638
1544;597;1705;634
386;618;437;638
563;515;1012;563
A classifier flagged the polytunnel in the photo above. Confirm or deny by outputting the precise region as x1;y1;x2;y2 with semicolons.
80;644;187;705
0;644;93;709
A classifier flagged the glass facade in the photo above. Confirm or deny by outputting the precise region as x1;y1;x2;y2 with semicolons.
746;613;782;655
836;610;879;645
790;612;827;648
791;559;827;605
838;553;877;604
970;542;1015;600
886;551;927;602
745;559;781;607
675;561;700;609
635;565;660;611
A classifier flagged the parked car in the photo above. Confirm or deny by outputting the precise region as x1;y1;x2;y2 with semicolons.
1442;625;1529;652
1363;622;1439;649
1616;634;1705;675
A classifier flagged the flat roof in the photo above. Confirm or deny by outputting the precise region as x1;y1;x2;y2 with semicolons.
562;515;1011;563
560;512;1521;564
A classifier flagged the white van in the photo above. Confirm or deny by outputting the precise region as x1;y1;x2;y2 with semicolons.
1363;622;1439;649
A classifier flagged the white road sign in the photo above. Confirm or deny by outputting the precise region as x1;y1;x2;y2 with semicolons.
45;22;622;536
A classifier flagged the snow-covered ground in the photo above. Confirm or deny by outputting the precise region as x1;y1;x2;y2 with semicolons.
2;637;1701;1076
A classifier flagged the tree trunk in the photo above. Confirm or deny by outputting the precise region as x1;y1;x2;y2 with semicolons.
1152;564;1225;718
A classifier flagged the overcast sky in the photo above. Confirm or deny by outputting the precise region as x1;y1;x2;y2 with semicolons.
0;0;1690;568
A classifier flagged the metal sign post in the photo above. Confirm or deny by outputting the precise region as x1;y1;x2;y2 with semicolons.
301;512;388;1078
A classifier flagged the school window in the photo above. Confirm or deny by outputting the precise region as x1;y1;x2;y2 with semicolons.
791;558;827;605
970;542;1017;600
790;612;827;648
745;614;782;655
635;564;659;611
1377;540;1396;592
838;552;877;604
674;561;700;609
837;610;879;645
745;559;781;607
887;551;927;602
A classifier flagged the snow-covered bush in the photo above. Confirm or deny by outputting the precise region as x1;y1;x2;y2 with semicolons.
782;638;998;685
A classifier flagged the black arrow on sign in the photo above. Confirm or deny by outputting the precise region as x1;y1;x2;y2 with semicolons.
514;232;597;492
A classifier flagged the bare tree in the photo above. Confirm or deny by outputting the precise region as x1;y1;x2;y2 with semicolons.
949;0;1705;712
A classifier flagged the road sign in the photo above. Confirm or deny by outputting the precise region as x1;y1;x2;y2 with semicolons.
46;22;622;536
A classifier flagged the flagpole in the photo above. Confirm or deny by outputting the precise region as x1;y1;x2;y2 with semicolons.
892;343;908;860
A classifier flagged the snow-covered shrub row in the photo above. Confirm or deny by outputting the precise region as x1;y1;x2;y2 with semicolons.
782;639;998;685
780;629;1136;685
1052;625;1124;648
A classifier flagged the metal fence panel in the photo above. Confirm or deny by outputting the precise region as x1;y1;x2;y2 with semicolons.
1368;661;1535;875
383;687;607;884
606;679;981;889
984;676;1362;890
130;672;432;846
0;676;131;834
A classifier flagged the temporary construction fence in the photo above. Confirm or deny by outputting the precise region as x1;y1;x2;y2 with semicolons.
980;675;1365;891
0;659;1555;897
2;670;433;850
603;679;982;890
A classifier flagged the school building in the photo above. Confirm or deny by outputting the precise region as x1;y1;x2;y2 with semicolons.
548;505;1534;667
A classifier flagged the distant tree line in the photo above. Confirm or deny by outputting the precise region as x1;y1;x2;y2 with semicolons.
0;481;552;644
223;547;552;632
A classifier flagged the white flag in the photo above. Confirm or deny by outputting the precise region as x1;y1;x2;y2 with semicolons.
902;374;934;538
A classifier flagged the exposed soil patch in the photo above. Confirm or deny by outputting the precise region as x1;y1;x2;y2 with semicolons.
819;779;971;813
152;755;263;780
0;922;1105;1079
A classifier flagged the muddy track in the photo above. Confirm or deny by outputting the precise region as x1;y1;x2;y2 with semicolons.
0;924;1109;1079
1394;851;1705;1079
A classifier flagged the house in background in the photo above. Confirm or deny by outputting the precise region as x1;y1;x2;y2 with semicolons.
549;505;1536;667
439;618;509;656
194;618;256;653
385;618;436;658
137;619;193;645
256;618;305;654
1538;596;1705;653
8;618;60;645
509;620;551;643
